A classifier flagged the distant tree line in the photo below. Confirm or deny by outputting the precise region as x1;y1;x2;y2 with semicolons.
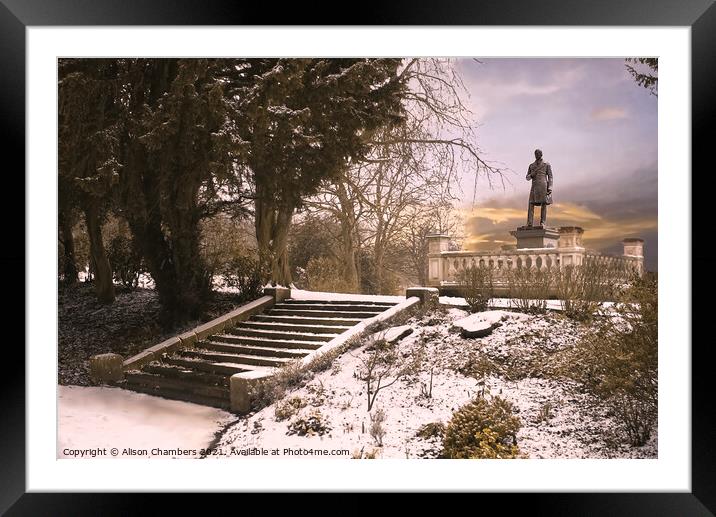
59;58;501;326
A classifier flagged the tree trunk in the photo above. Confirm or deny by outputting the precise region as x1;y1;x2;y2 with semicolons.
340;231;359;291
255;189;294;286
373;214;386;294
335;182;359;291
59;210;79;284
165;181;211;324
374;244;385;294
84;202;115;303
124;154;209;327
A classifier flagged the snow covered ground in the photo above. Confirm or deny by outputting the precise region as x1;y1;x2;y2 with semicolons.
213;306;657;459
58;386;234;458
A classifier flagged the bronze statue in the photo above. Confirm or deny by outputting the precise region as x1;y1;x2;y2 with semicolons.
526;149;553;226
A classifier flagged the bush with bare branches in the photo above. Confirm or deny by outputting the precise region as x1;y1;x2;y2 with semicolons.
555;258;625;320
506;266;552;314
355;336;420;411
457;264;493;313
560;272;657;446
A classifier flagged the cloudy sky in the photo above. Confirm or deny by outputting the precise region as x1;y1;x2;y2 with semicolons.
453;58;657;271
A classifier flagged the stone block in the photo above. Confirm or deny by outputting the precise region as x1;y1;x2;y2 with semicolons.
263;286;291;303
89;353;124;383
375;324;413;343
230;370;274;414
405;287;439;308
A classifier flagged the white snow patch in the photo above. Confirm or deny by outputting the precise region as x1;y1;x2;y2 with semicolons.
453;310;527;336
58;386;233;458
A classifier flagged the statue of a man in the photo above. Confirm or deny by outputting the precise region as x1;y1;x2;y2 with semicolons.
526;148;553;227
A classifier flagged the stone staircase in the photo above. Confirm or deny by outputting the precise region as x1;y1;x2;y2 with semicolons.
118;299;399;410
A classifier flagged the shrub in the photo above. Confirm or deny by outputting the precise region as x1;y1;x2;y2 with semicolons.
199;214;256;275
356;335;420;411
416;421;445;440
457;265;493;313
369;407;387;446
358;252;400;295
306;256;354;293
537;401;553;423
506;266;551;314
442;396;521;459
286;410;331;437
560;272;657;446
555;259;623;320
274;396;306;422
107;234;145;289
221;255;269;302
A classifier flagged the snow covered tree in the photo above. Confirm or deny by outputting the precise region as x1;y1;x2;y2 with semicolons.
116;58;242;325
59;59;121;302
228;59;407;285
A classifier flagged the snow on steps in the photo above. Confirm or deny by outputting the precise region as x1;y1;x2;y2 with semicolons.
117;295;406;412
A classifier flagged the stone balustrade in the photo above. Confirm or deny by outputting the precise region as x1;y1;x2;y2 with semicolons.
426;228;644;289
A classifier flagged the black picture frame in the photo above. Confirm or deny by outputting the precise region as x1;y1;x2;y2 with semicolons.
2;0;712;513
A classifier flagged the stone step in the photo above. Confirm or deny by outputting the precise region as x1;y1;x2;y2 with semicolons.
226;327;337;342
202;340;315;358
163;356;274;376
119;379;230;410
237;320;352;334
274;303;392;312
210;334;326;350
252;314;363;327
142;363;230;387
268;308;381;319
181;349;296;368
124;371;230;400
283;299;398;306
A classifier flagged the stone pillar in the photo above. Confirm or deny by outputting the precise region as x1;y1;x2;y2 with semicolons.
427;234;451;253
406;287;439;308
264;285;291;302
426;234;450;286
230;370;273;414
622;238;645;275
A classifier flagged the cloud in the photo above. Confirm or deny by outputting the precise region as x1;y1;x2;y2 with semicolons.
591;107;628;120
466;202;603;227
462;200;656;262
465;206;525;224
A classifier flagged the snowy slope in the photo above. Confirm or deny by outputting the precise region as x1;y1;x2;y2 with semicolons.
213;307;657;459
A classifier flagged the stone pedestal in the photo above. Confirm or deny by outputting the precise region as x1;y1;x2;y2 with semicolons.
510;226;560;249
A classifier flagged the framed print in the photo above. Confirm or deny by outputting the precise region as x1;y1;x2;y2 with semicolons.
3;0;714;513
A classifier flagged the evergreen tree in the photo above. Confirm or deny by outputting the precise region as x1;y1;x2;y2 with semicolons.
227;59;407;284
58;59;121;302
117;59;241;326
